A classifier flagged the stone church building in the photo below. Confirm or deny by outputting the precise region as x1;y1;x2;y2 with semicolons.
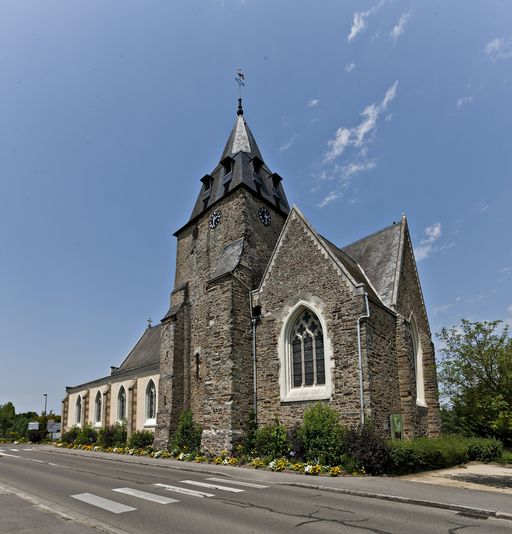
62;99;441;451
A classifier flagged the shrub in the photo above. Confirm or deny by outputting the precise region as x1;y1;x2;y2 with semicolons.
97;422;127;448
253;421;289;459
128;430;154;449
298;403;344;465
344;421;390;475
388;435;469;474
26;429;44;443
171;410;202;453
465;436;503;462
61;426;80;444
75;424;98;445
238;409;258;456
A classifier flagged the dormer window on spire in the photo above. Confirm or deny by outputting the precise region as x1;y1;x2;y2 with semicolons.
221;156;233;177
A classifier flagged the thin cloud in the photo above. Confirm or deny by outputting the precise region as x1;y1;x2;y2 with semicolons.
307;99;319;108
279;135;297;151
457;96;474;108
390;10;412;43
505;304;512;328
347;1;384;42
318;190;340;208
324;81;398;162
415;222;442;261
345;63;356;72
485;37;512;62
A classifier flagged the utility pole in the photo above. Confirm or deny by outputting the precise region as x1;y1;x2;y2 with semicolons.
43;393;48;415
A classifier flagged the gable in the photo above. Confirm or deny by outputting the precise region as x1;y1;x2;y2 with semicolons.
255;206;376;300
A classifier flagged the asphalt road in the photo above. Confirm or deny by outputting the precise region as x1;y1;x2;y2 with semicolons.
0;446;509;533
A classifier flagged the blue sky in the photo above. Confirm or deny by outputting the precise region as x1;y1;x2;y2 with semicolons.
1;1;511;414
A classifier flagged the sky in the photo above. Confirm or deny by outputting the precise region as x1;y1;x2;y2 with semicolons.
1;1;511;414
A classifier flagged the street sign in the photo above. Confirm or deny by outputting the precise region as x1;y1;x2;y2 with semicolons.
27;422;39;430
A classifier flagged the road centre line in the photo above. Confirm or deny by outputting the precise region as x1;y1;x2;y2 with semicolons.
181;480;245;493
206;477;269;489
154;483;214;498
113;488;179;504
71;493;136;514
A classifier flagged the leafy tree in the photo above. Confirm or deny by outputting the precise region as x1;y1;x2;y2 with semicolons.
0;402;16;437
438;320;512;445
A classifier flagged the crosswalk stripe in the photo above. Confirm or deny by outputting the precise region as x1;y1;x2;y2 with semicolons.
181;480;245;493
71;493;136;514
154;483;214;498
0;452;22;459
113;488;179;504
206;477;269;489
9;449;19;452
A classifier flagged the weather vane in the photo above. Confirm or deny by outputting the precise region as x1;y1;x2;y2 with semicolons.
235;67;246;98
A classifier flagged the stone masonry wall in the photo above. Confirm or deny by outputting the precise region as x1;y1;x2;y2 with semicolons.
395;229;441;436
366;301;401;434
253;212;368;428
158;186;286;453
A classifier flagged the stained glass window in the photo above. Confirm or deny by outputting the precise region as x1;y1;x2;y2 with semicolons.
146;380;156;420
118;387;126;421
290;309;326;388
94;391;102;423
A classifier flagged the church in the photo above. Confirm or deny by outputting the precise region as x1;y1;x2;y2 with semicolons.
62;98;441;452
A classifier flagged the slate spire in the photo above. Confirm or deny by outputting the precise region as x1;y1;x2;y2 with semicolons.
185;99;290;224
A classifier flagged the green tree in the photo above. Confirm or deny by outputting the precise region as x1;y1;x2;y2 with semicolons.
438;320;512;445
0;402;16;437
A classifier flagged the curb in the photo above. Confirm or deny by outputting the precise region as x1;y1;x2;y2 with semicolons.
283;482;512;521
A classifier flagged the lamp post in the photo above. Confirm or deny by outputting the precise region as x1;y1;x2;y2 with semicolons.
43;393;48;415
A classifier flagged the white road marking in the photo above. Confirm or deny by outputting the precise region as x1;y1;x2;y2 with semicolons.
71;493;136;514
21;448;34;451
9;449;19;452
0;452;22;459
26;458;44;463
113;488;179;504
48;462;70;469
181;480;245;493
206;477;269;489
154;483;214;498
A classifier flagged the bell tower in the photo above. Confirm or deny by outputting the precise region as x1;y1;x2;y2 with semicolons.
155;99;290;452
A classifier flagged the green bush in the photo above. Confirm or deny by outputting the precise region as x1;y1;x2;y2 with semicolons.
253;421;289;459
26;429;45;443
128;430;155;449
389;435;469;474
61;426;80;444
238;409;258;456
75;424;98;445
298;403;344;465
97;422;127;448
171;411;202;453
344;421;390;475
465;436;503;462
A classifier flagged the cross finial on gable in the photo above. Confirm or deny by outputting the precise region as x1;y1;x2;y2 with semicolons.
147;317;152;329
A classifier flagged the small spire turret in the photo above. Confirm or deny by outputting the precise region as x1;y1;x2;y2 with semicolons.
237;97;244;116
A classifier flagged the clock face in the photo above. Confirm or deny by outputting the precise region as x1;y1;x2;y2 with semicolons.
258;207;272;226
209;210;221;229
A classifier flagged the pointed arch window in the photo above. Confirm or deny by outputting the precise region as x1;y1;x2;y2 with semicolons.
94;391;102;424
280;304;332;402
410;317;426;407
117;386;126;421
75;396;82;425
145;380;156;423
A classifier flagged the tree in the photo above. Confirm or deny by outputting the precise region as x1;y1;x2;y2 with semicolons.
438;320;512;445
0;402;16;437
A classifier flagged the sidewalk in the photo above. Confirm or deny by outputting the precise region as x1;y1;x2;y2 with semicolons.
38;445;512;520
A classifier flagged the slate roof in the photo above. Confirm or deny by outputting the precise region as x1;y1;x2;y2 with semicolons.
66;325;161;393
209;238;244;282
342;220;404;308
185;101;290;226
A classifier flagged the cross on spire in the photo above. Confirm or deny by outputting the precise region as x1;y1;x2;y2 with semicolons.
147;317;152;329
